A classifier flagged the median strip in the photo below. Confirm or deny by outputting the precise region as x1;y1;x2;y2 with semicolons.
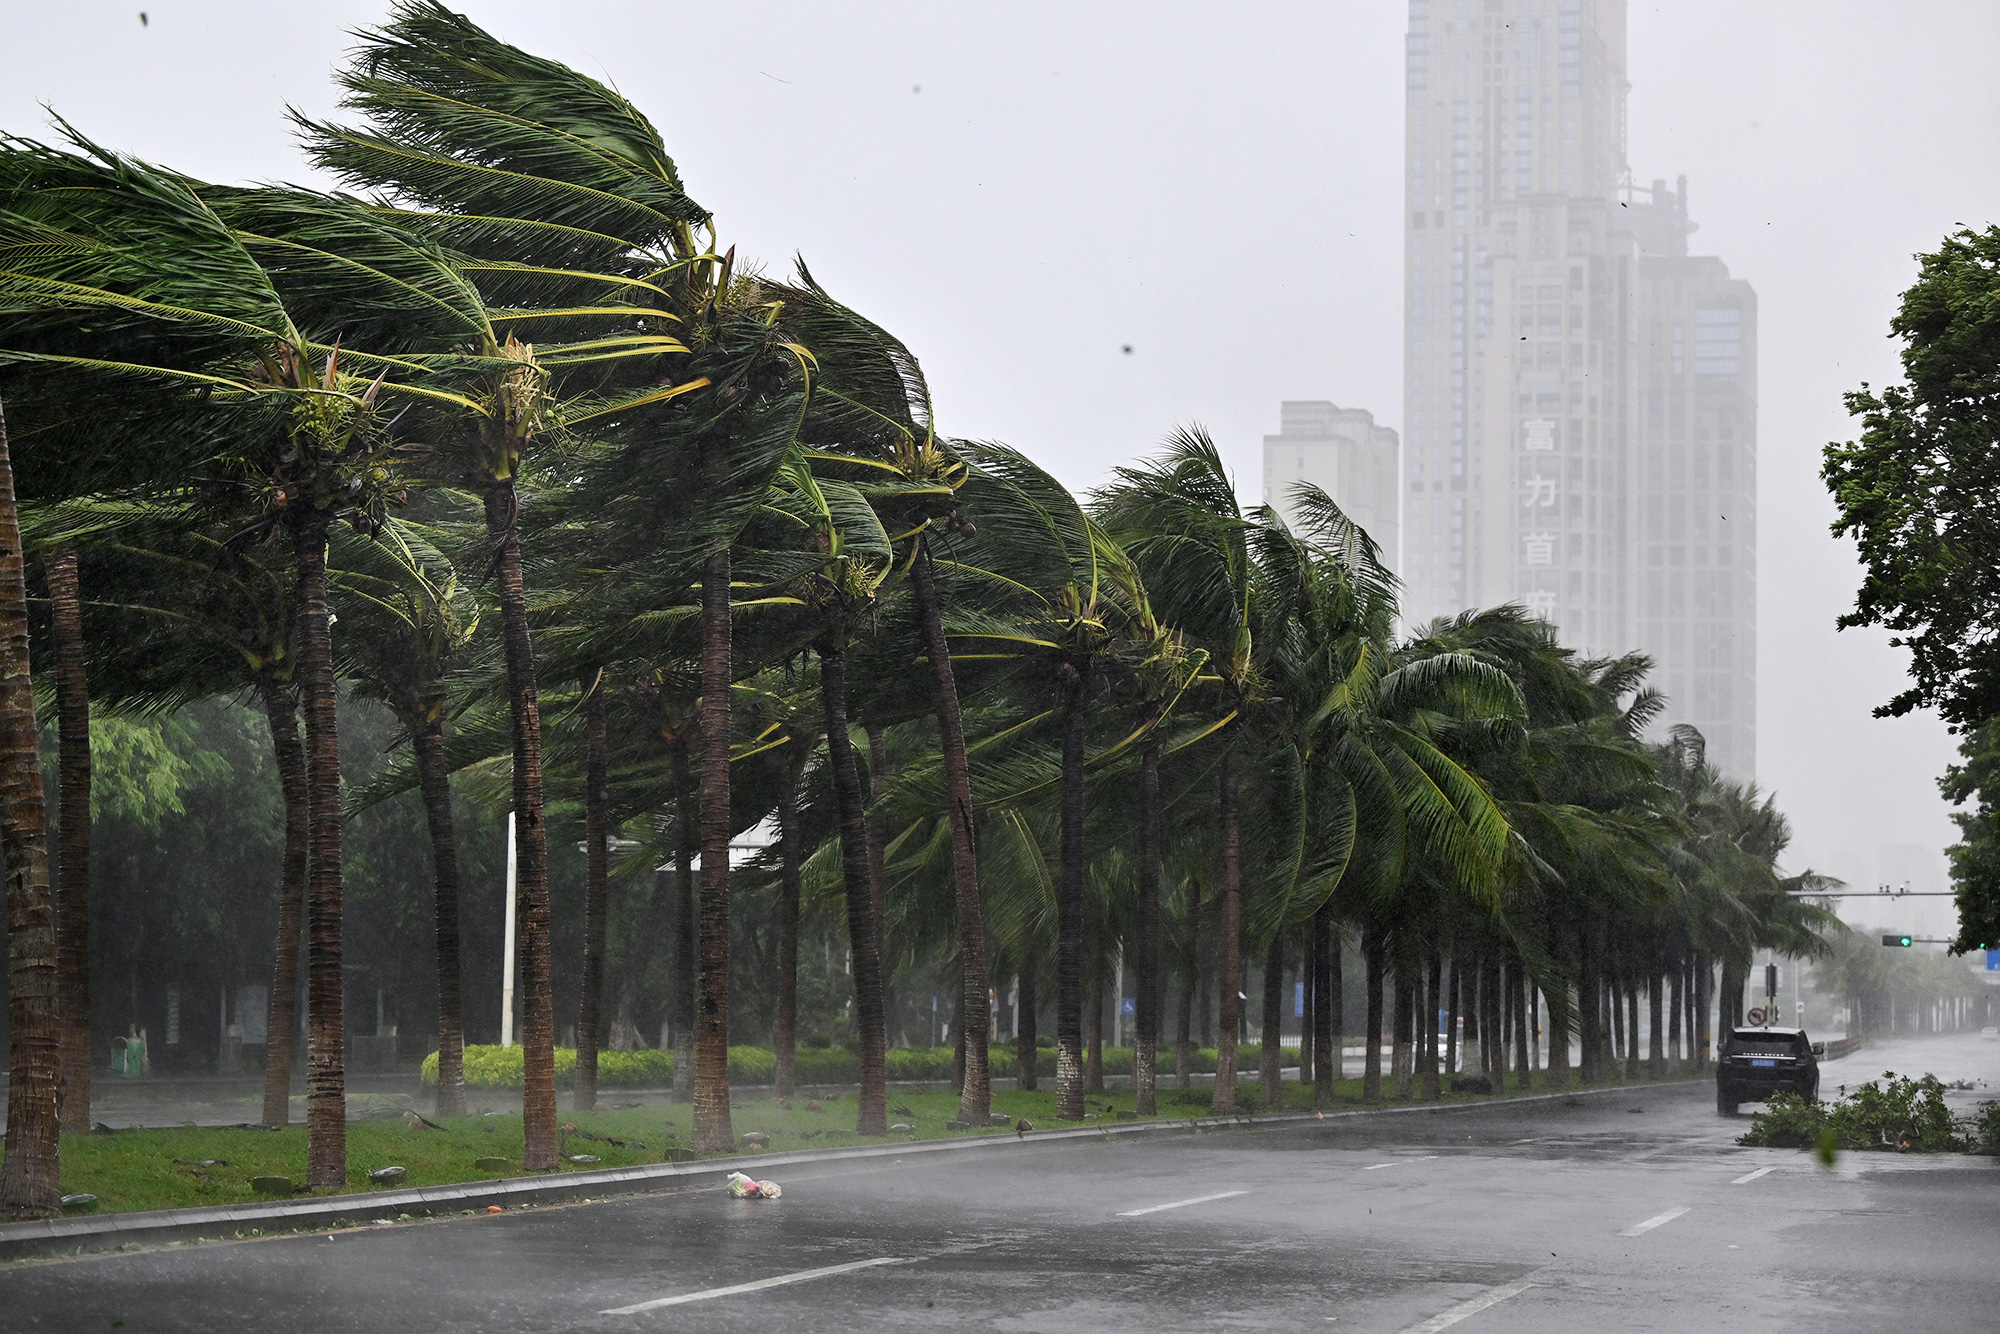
600;1257;912;1314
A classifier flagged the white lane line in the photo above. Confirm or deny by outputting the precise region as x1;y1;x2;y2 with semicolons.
1397;1280;1534;1333
1732;1166;1779;1184
1365;1155;1441;1170
1116;1189;1249;1217
600;1257;911;1314
1620;1205;1690;1236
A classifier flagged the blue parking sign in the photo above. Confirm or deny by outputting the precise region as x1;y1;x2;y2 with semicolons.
1986;950;2000;971
1120;997;1136;1015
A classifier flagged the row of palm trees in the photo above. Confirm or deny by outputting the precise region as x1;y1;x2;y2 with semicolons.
0;3;1828;1217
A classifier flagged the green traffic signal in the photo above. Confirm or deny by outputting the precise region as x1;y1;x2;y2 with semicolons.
1880;933;1913;947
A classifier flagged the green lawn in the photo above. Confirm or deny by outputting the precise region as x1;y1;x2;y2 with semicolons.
28;1067;1702;1217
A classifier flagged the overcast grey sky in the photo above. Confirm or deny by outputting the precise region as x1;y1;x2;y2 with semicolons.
6;2;1997;925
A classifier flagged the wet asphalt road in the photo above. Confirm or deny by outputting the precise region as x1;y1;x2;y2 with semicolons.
10;1032;1998;1333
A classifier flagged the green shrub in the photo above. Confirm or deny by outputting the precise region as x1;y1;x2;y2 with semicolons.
1740;1074;1968;1152
423;1045;676;1089
885;1048;956;1081
1733;1091;1827;1148
1972;1101;2000;1155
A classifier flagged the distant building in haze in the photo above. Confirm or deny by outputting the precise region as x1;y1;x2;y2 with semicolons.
1261;401;1400;571
1396;0;1756;778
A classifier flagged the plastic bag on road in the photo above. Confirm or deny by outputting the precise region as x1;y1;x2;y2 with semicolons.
726;1171;783;1200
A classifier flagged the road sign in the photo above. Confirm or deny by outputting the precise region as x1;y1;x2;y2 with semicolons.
1987;950;2000;972
1120;997;1135;1016
1796;1001;1805;1015
1746;1006;1768;1025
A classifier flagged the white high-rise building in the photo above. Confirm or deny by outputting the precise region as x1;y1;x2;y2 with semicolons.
1262;401;1400;569
1398;0;1756;778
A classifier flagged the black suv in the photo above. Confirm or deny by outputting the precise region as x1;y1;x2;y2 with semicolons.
1716;1027;1821;1114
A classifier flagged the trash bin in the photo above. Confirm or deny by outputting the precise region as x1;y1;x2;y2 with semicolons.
112;1033;146;1078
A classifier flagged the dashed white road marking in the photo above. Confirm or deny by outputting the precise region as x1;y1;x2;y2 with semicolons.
1116;1189;1250;1217
600;1257;911;1314
1365;1155;1441;1170
1620;1206;1690;1236
1732;1166;1779;1184
1397;1280;1534;1333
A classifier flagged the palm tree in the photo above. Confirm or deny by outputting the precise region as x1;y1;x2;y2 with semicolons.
937;444;1164;1120
0;139;512;1183
301;1;711;1163
44;546;91;1133
0;401;57;1217
777;274;1000;1124
1098;428;1274;1112
330;516;481;1116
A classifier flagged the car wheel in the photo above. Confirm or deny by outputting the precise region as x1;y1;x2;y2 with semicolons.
1716;1087;1737;1116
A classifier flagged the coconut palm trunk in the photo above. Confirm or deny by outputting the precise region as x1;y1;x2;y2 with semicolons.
1577;923;1602;1083
1085;971;1105;1094
910;536;990;1122
865;726;890;1009
1175;971;1193;1088
1625;984;1641;1080
1647;971;1664;1078
0;403;59;1218
574;676;610;1113
1668;966;1684;1067
1314;907;1337;1107
692;547;734;1153
292;512;346;1189
411;707;466;1118
1212;739;1242;1113
1362;930;1385;1102
481;483;556;1168
1393;955;1415;1100
820;646;888;1135
1444;951;1461;1079
772;739;803;1102
47;547;91;1134
1133;737;1162;1115
258;671;307;1128
1695;959;1712;1070
1054;670;1089;1121
670;739;695;1096
1261;934;1284;1107
1015;959;1038;1091
1423;949;1443;1099
1512;960;1531;1089
1299;931;1315;1087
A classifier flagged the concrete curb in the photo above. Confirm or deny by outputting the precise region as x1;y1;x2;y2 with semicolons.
0;1075;1704;1263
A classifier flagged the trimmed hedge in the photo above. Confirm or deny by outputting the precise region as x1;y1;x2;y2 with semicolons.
420;1042;1301;1089
422;1044;958;1089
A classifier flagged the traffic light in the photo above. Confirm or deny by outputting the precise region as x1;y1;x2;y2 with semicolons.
1881;934;1913;947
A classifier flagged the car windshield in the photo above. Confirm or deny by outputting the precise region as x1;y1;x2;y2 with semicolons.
1730;1033;1803;1056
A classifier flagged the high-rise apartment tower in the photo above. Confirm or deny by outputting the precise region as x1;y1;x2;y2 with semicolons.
1262;401;1400;565
1399;0;1756;777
